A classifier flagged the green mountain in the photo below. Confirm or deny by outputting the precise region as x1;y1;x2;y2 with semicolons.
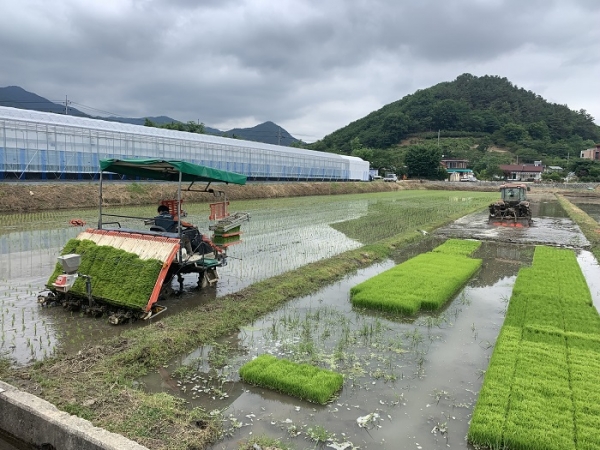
0;85;89;116
310;74;600;161
224;121;298;146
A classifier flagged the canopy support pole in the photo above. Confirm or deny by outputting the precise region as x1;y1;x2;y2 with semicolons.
177;170;182;263
98;170;103;229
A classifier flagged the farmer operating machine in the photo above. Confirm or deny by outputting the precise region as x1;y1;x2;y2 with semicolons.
488;183;532;227
41;159;249;324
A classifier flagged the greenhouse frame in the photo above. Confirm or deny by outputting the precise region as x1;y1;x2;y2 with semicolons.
0;106;369;181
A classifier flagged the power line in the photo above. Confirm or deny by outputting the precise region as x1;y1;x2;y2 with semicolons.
1;97;315;140
69;101;123;117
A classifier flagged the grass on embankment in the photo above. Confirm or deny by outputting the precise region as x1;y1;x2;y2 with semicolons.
2;191;496;450
350;239;481;314
556;194;600;262
468;246;600;450
239;354;343;404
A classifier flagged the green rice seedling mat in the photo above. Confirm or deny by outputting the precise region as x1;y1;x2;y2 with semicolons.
239;354;343;404
47;238;163;310
212;234;242;245
212;225;241;236
469;246;600;450
350;239;482;314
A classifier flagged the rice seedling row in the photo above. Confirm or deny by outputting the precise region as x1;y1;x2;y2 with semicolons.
222;191;494;293
350;239;482;314
331;192;496;244
468;245;600;450
238;354;343;404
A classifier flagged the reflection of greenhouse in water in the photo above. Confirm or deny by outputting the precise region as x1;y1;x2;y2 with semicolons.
0;106;369;181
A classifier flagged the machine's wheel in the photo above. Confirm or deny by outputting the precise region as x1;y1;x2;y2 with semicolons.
108;309;134;325
199;271;209;289
159;281;175;299
177;273;184;295
197;268;219;289
38;292;58;307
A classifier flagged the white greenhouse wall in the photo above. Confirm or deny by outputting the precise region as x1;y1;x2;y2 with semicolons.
0;107;369;181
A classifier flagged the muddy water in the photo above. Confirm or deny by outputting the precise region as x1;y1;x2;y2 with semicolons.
437;200;590;248
137;198;600;450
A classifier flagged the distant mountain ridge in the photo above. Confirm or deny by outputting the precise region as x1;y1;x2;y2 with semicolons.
0;86;299;146
0;85;89;117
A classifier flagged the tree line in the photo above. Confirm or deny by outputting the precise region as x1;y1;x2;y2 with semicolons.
144;118;206;134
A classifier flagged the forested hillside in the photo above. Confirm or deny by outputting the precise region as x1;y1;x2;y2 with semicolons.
309;74;599;168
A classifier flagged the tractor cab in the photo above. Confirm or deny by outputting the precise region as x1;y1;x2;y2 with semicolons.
500;184;528;204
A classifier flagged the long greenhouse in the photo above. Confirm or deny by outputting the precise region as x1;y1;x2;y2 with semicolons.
0;106;369;181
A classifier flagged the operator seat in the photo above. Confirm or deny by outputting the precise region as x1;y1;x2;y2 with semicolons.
153;214;178;233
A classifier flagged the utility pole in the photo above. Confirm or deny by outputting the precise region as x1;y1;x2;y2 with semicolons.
437;130;440;147
64;95;71;115
277;127;281;146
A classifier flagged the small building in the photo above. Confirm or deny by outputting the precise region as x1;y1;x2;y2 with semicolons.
441;159;474;182
545;165;563;173
499;164;544;181
580;144;600;160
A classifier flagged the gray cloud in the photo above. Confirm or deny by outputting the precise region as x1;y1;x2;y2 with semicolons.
0;0;598;141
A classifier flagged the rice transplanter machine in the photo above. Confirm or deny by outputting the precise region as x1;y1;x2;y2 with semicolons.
40;159;249;324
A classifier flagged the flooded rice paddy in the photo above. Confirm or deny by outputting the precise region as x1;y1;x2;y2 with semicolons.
572;198;600;224
1;191;600;450
0;195;369;365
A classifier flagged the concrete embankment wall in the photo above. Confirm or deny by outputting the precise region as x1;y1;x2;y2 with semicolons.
0;381;148;450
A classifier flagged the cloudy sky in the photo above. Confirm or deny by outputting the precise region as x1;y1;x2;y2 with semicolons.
1;0;598;142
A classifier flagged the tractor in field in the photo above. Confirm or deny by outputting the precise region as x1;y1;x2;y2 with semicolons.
40;158;249;324
488;183;532;227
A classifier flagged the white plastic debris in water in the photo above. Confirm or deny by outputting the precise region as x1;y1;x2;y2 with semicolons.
356;412;380;428
327;442;354;450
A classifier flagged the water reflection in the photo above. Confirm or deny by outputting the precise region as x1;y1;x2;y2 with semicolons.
534;199;568;217
470;242;533;288
574;202;600;223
